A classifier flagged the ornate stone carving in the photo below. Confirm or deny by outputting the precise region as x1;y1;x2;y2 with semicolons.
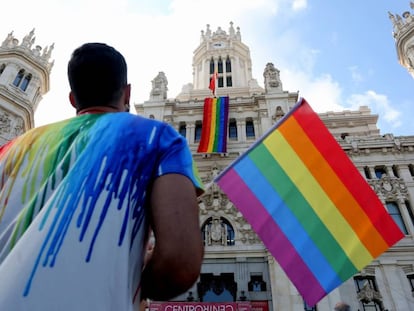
0;111;25;140
206;216;228;246
1;29;54;71
272;106;285;123
199;164;260;245
367;176;408;201
150;72;168;100
263;63;282;93
357;281;383;305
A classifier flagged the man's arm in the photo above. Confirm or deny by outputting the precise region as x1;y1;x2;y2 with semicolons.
140;173;204;301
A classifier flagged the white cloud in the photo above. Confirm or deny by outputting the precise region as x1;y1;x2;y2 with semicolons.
346;91;402;128
292;0;307;11
281;69;345;112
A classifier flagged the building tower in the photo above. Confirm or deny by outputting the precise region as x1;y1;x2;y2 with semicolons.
389;2;414;78
0;29;54;145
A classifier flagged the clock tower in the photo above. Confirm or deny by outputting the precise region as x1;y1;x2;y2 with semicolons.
176;22;263;100
0;29;54;145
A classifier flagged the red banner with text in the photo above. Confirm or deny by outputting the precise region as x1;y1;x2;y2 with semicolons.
149;302;253;311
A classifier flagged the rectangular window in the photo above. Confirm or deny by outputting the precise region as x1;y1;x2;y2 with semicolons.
386;202;408;234
246;120;255;138
218;59;223;73
218;77;224;88
248;275;266;292
226;76;233;87
225;58;231;72
179;123;186;138
195;121;202;142
228;119;237;140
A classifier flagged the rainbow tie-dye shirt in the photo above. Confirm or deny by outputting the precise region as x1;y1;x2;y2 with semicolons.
0;112;203;310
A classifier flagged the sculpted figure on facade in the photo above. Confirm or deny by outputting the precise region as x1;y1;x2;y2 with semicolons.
357;280;384;308
21;29;35;49
150;72;168;100
206;217;227;246
264;62;282;93
2;32;15;48
272;106;285;123
0;112;12;134
13;117;24;137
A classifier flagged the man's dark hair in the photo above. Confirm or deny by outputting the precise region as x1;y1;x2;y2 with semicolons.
68;42;127;110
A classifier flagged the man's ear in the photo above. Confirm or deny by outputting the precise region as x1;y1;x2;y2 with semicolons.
69;92;77;110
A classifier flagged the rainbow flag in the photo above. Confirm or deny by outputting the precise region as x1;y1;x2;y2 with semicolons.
214;98;404;306
197;96;229;153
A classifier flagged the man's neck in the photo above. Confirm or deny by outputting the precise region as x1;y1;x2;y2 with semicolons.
77;106;120;115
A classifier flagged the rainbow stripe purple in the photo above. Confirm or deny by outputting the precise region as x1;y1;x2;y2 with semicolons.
215;98;404;306
197;96;229;153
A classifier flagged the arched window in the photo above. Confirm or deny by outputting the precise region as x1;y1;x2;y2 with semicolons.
13;69;25;87
225;56;231;72
228;119;237;140
0;64;5;75
246;118;255;139
374;166;387;179
209;57;215;74
201;217;235;246
363;166;371;179
386;202;408;234
408;164;414;177
20;74;32;91
392;165;400;178
195;120;202;142
179;122;186;137
217;57;223;73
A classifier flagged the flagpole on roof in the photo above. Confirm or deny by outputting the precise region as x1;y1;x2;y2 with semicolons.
209;70;218;97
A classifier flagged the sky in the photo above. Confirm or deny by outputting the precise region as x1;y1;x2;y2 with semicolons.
1;0;413;136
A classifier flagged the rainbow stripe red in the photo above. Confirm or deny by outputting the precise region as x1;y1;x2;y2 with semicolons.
197;96;229;153
215;98;404;306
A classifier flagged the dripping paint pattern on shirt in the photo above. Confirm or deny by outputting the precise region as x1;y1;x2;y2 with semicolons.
0;112;203;307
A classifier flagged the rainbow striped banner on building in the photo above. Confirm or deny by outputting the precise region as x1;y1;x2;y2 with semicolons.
214;98;404;306
197;96;229;153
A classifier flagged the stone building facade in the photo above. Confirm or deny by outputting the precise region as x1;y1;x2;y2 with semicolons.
0;6;413;310
0;29;53;145
136;21;414;311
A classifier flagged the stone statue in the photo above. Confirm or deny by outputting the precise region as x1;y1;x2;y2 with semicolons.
264;63;282;93
207;217;227;246
150;71;168;100
21;29;35;49
272;106;285;123
2;31;14;48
